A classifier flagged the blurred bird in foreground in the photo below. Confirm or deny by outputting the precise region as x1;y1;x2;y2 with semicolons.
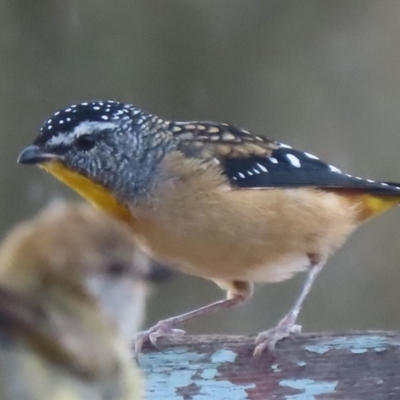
18;100;400;356
0;201;161;399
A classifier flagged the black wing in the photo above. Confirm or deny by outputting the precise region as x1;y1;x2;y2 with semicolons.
171;120;400;194
224;145;400;194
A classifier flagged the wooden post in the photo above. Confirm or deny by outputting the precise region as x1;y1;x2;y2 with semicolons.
139;331;400;399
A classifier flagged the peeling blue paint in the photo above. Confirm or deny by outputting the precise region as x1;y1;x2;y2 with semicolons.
198;350;237;380
271;363;281;372
211;349;237;364
142;346;255;399
305;335;391;355
141;334;395;399
304;344;329;354
142;347;204;398
296;361;307;367
350;348;367;354
200;368;218;380
193;349;254;400
375;347;386;353
279;378;338;399
192;380;255;400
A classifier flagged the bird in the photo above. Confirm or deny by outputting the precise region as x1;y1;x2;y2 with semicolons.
0;201;151;399
18;100;400;357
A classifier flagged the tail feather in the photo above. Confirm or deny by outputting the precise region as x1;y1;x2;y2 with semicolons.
344;193;400;222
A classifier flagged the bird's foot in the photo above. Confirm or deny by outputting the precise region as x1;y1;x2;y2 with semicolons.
253;315;302;356
133;319;186;359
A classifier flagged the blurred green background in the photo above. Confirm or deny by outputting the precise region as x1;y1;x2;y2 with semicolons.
1;0;400;336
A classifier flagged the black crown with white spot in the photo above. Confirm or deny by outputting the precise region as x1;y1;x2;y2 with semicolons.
34;100;143;146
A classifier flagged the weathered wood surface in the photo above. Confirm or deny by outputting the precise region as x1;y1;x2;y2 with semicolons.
139;331;400;399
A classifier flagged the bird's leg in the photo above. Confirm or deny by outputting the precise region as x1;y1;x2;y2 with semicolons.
134;281;252;357
254;255;324;356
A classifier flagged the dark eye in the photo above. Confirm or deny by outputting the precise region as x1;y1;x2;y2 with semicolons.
74;134;96;151
106;261;128;277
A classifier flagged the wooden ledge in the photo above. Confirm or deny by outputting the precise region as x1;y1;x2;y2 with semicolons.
139;331;400;399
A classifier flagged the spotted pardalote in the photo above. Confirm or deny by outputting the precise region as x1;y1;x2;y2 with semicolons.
18;100;400;356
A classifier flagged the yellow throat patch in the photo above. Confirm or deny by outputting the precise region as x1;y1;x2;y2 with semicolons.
41;162;131;222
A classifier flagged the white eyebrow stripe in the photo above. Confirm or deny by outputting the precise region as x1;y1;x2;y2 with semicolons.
71;121;117;137
47;134;69;146
47;121;118;147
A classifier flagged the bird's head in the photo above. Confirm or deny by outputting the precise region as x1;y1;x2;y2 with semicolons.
18;101;175;211
0;202;155;341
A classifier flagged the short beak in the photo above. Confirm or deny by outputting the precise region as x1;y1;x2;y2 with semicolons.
17;145;61;165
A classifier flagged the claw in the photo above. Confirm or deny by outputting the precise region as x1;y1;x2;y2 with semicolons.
149;327;185;346
253;320;302;356
133;320;186;359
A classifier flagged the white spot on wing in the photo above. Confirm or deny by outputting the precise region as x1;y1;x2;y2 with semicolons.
304;152;319;160
328;165;341;173
286;154;301;168
269;157;278;164
279;143;292;149
238;172;245;179
256;163;268;172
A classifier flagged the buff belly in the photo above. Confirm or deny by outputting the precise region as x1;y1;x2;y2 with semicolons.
129;188;359;283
